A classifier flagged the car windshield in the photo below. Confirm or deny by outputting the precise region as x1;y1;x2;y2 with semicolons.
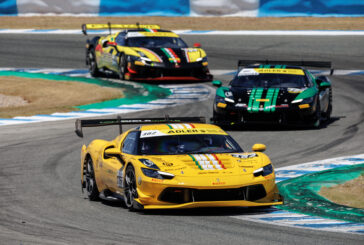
231;73;308;88
126;37;188;48
138;134;243;155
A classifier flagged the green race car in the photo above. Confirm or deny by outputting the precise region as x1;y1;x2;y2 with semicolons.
211;60;333;128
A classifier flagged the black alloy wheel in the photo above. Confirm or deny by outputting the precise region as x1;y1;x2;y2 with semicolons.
119;54;127;80
87;50;100;77
124;165;138;210
85;158;100;201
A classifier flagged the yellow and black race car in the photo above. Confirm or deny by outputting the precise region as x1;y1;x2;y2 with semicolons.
75;116;283;211
82;23;213;82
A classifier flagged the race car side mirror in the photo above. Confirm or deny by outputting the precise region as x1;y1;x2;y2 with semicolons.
252;143;266;152
316;76;331;89
212;80;222;87
193;43;201;48
104;147;122;158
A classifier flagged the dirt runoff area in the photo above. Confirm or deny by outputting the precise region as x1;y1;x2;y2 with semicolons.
0;76;123;118
0;16;363;30
319;175;364;209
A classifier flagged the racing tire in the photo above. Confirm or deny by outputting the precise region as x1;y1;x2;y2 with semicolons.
322;90;332;122
118;53;127;80
124;165;138;211
212;110;225;125
85;158;100;201
310;101;321;129
87;50;100;77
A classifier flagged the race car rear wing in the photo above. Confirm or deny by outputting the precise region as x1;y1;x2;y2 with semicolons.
237;60;333;75
75;115;206;137
82;23;161;35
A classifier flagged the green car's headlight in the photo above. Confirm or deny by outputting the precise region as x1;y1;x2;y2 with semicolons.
253;164;273;177
291;96;314;104
141;168;175;180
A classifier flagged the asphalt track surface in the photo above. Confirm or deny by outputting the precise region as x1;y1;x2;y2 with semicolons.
0;34;363;244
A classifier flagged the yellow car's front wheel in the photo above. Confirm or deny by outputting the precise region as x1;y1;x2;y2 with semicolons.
124;165;138;211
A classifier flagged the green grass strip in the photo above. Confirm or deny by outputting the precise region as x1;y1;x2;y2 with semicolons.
277;163;364;223
0;71;172;110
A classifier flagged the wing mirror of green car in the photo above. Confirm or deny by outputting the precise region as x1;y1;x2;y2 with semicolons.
104;147;122;158
316;76;331;88
252;143;266;152
212;80;222;87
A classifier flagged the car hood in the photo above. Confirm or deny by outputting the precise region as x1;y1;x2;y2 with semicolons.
231;87;301;112
142;152;265;177
132;47;204;64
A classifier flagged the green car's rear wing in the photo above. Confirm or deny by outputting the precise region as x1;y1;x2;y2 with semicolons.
237;60;333;75
75;115;206;137
82;22;161;35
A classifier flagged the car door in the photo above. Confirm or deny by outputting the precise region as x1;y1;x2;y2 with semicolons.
98;145;123;192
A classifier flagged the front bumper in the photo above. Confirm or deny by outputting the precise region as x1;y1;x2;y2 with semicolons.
213;101;316;124
133;171;282;209
125;61;213;82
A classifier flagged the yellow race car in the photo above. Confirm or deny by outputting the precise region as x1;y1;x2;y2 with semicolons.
82;23;213;82
75;116;283;210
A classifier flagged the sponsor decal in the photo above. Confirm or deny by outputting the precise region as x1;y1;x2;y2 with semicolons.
151;178;163;183
231;153;258;159
140;130;168;138
254;68;305;75
140;125;227;138
117;167;124;188
238;68;260;76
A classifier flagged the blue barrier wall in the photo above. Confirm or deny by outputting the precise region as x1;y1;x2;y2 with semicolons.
99;0;190;16
0;0;17;15
259;0;364;17
1;0;364;17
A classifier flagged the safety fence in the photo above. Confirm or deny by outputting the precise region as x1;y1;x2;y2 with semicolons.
1;0;364;17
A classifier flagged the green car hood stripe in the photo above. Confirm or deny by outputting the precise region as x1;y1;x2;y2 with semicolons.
264;88;275;112
248;88;280;113
248;88;256;112
252;88;263;112
271;88;279;112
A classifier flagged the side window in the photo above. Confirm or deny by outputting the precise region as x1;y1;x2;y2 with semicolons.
305;70;315;87
121;131;139;154
115;32;126;46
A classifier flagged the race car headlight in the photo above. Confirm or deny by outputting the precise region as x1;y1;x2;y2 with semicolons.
288;88;306;94
224;91;235;103
253;164;273;177
302;96;314;104
139;159;159;170
292;96;314;104
141;168;175;179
